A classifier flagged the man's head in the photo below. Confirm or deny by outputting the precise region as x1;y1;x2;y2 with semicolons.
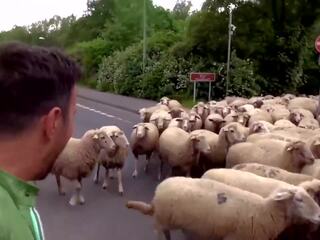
0;42;81;180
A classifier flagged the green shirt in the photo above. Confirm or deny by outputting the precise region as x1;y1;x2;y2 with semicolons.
0;170;45;240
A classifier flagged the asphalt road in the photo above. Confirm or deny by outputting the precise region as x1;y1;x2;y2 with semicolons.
36;90;188;240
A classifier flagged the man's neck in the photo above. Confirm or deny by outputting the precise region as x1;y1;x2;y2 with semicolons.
0;136;41;181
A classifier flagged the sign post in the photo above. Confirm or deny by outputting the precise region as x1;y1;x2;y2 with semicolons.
190;73;216;103
315;36;320;117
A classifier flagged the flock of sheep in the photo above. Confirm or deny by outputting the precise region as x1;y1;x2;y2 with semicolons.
50;93;320;240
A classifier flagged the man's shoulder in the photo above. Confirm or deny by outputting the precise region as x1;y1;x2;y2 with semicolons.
0;185;35;240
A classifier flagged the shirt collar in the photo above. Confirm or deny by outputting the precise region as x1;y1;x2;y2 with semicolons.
0;169;39;207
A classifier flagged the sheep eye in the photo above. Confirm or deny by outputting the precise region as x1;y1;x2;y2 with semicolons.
101;136;105;140
230;129;235;133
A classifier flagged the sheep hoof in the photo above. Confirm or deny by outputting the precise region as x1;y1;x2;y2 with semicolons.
102;184;108;190
79;196;85;205
119;191;124;196
132;171;138;178
93;178;99;184
69;197;78;206
59;191;66;196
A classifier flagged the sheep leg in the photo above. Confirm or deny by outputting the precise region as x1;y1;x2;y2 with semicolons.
109;169;115;179
156;230;171;240
132;155;139;178
158;160;164;181
102;169;109;190
55;174;65;196
117;169;124;196
69;180;85;206
144;153;151;173
93;163;101;184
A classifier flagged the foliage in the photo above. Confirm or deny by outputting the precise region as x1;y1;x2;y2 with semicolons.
0;0;320;101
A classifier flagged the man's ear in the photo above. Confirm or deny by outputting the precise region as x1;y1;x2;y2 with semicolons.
42;107;63;139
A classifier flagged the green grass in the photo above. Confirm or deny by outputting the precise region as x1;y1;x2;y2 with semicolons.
181;98;195;108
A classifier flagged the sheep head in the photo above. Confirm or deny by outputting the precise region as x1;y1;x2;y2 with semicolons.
310;138;320;159
160;97;170;106
110;130;130;149
138;108;147;122
133;123;149;139
190;134;211;155
289;110;304;125
93;131;116;154
299;180;320;206
249;121;270;134
269;186;320;224
286;141;315;167
221;122;247;146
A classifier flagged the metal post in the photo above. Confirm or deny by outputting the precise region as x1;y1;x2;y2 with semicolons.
193;81;197;103
226;7;233;97
142;0;147;74
208;81;212;101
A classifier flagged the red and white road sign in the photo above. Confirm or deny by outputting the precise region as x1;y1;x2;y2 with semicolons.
315;36;320;53
190;72;216;82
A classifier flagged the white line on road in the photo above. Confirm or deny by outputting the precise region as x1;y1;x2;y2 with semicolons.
76;103;133;124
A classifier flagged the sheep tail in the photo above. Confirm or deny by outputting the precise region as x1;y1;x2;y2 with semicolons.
126;201;154;216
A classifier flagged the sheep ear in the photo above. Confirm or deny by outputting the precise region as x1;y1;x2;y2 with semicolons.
272;189;294;201
286;145;294;152
314;140;320;146
190;135;198;141
144;126;150;130
92;134;99;140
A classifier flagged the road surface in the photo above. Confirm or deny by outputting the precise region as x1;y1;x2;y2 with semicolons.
36;87;189;240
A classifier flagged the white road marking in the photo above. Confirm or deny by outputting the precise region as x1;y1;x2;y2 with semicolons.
76;103;133;124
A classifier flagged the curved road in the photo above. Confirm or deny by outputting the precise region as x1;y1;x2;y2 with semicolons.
36;88;189;240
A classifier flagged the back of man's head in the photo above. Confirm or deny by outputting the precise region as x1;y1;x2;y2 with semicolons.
0;42;82;135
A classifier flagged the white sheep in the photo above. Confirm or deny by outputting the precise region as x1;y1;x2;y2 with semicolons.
130;123;159;178
52;129;116;206
288;97;318;116
126;176;320;240
202;168;320;201
150;109;172;134
188;111;202;131
159;97;183;110
139;104;169;122
204;113;225;133
274;119;296;129
158;127;210;179
214;122;248;163
302;159;320;180
168;115;191;132
248;120;274;134
289;108;315;125
93;126;130;195
191;101;209;123
298;117;320;130
226;139;315;173
248;108;273;127
233;163;314;185
223;111;250;127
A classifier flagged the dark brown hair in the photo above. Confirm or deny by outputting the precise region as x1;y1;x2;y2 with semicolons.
0;42;82;134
